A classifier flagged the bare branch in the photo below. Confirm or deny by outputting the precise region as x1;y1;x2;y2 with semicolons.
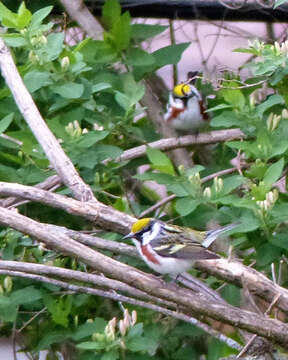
111;129;244;163
0;207;287;347
60;0;103;40
195;259;288;316
0;268;241;350
0;175;62;208
0;260;174;308
139;167;239;217
0;38;94;201
0;181;134;234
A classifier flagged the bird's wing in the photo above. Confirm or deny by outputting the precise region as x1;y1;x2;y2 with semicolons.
153;243;219;260
150;224;218;260
160;224;206;245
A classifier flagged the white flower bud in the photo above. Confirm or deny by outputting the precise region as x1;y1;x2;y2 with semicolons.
203;187;212;199
123;309;131;328
214;177;223;193
105;317;117;341
131;310;137;326
4;276;12;293
119;319;126;336
282;109;288;119
39;35;47;45
28;50;39;64
263;199;269;211
272;188;279;202
61;56;70;71
274;41;281;55
267;113;274;131
74;315;78;328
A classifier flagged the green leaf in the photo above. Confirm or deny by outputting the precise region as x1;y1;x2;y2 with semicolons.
220;284;240;307
0;295;17;322
176;198;200;216
44;296;72;328
101;350;119;360
29;6;53;30
102;0;121;29
131;24;168;41
115;91;131;110
1;33;28;47
0;2;18;28
0;113;13;134
16;2;32;29
207;104;233;112
271;203;288;223
10;286;42;305
53;83;84;99
274;0;288;8
220;86;245;109
146;147;175;175
92;83;112;93
127;323;143;338
269;232;288;250
126;336;150;352
256;94;284;117
71;318;106;341
233;47;259;56
121;73;145;105
111;11;131;51
256;243;281;267
221;175;246;196
74;145;122;168
263;158;284;186
77;341;107;350
89;41;117;64
77;131;109;148
153;42;190;68
210;111;240;128
24;71;51;92
35;330;69;351
127;48;155;67
45;32;64;61
134;172;176;185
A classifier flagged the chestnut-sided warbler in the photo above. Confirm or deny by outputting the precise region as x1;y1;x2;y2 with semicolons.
164;81;209;132
124;218;238;275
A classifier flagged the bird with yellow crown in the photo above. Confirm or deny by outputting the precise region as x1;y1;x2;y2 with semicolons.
164;72;209;132
124;218;238;275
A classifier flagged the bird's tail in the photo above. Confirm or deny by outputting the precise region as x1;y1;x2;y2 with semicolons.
202;223;239;248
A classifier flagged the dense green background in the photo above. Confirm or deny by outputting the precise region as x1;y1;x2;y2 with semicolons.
0;1;287;359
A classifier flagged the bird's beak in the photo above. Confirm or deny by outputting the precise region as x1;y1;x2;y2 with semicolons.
123;232;133;240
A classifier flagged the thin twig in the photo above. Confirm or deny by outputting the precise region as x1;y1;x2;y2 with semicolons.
0;133;22;146
12;306;19;360
109;129;244;164
201;167;238;183
169;20;178;86
17;307;47;333
0;268;242;351
0;38;94;201
139;167;239;217
236;293;281;358
216;79;266;90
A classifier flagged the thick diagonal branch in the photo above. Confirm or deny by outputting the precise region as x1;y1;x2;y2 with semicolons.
0;206;287;348
0;38;94;202
0;181;288;317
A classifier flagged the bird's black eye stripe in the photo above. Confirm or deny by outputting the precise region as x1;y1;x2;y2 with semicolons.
181;86;186;96
134;224;151;241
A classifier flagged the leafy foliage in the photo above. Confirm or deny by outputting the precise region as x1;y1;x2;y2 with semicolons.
0;1;287;359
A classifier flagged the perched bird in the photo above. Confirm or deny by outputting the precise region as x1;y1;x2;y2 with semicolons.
124;218;238;275
164;78;209;132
